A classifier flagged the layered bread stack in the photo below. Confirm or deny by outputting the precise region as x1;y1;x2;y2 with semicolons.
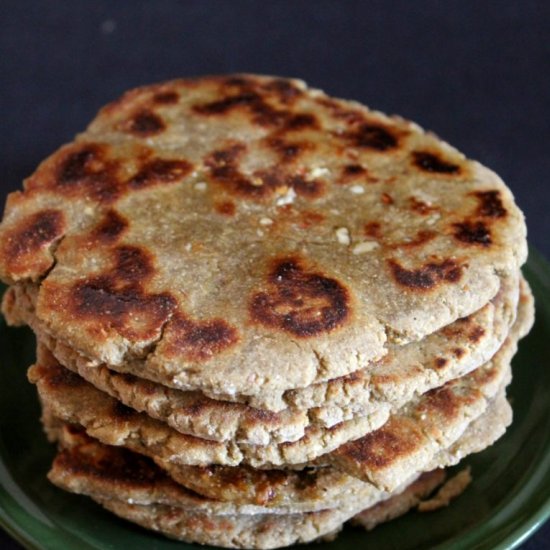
0;75;533;548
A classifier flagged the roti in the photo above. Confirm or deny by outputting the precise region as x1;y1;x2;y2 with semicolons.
0;75;527;401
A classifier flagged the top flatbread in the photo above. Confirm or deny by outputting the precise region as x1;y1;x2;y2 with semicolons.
0;75;527;397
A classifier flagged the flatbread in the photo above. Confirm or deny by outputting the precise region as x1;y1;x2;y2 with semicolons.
0;75;527;401
43;388;509;515
4;272;518;444
331;282;532;490
28;284;529;473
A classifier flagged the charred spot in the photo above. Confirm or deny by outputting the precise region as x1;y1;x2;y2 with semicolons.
266;138;307;162
388;258;463;290
249;257;350;337
391;230;436;249
261;79;304;104
283;113;318;130
420;387;460;421
409;197;439;215
193;79;317;130
72;277;176;341
129;159;192;189
56;444;164;485
289;175;324;198
215;201;236;216
298;211;325;229
434;357;448;369
70;245;176;341
453;221;492;246
113;245;156;283
152;91;180;104
206;145;323;200
472;190;507;218
381;193;394;205
315;97;366;125
364;222;382;239
337;417;425;469
193;93;259;115
48;364;84;388
56;144;121;203
412;151;460;174
468;326;486;343
4;209;65;266
343;164;366;177
164;314;239;362
452;347;466;359
124;109;165;136
112;400;137;420
345;123;398;151
206;145;269;199
59;147;100;183
92;210;128;243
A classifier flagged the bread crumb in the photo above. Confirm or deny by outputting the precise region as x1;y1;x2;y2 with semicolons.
335;227;351;245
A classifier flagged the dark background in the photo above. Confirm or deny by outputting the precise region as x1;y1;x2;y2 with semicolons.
0;1;548;548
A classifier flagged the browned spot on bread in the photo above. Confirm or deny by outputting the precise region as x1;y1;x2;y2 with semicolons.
388;258;463;290
434;357;448;369
113;246;155;283
409;197;439;215
452;347;465;358
261;78;304;104
70;246;176;341
336;417;426;469
381;192;394;205
364;222;382;239
39;362;84;389
314;97;366;125
417;386;461;421
343;164;366;177
129;159;192;189
152;91;179;105
194;92;259;116
345;123;398;151
193;78;318;130
288;174;324;198
468;326;486;343
54;436;166;485
92;210;129;243
298;211;325;228
112;400;138;420
266;137;309;162
412;151;460;174
163;314;239;362
339;164;380;185
472;190;507;218
123;109;165;136
206;145;324;200
215;201;236;216
3;209;65;277
391;230;436;249
249;257;350;337
453;221;492;246
55;144;121;203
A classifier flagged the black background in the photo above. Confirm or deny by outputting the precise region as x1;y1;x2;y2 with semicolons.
1;1;549;548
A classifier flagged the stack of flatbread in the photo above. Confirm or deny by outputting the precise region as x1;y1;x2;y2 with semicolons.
0;75;533;548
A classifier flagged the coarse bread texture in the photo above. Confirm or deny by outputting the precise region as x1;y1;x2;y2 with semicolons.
28;282;531;478
4;271;519;440
0;75;528;401
42;389;509;515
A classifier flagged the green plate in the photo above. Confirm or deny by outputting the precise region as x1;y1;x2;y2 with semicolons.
1;249;550;550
